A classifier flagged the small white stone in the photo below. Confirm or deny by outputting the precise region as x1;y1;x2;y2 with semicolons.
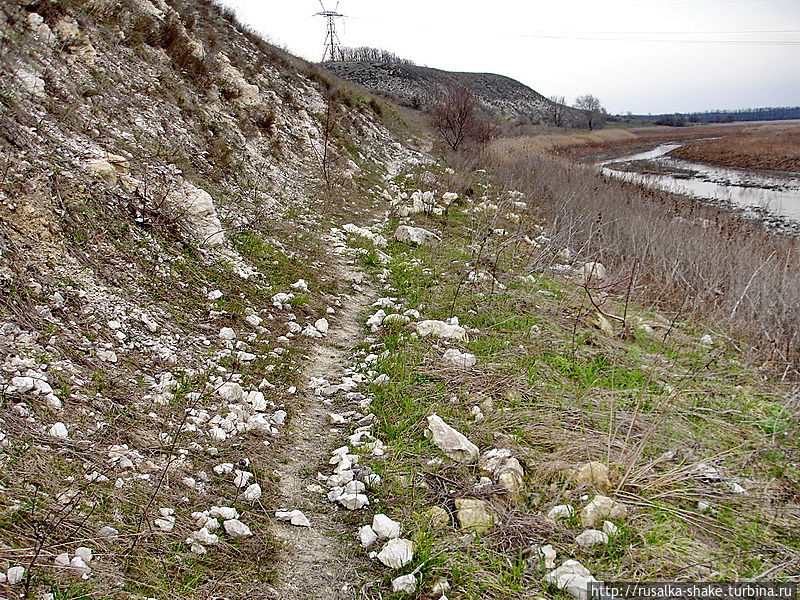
358;524;378;548
49;422;68;438
275;509;311;527
539;544;557;569
70;555;91;575
155;518;175;532
233;470;253;488
338;493;369;510
575;529;609;548
54;553;71;568
431;577;451;594
7;566;25;585
74;546;93;563
223;519;252;538
314;318;329;334
191;528;219;545
547;504;575;520
242;483;262;502
245;314;263;326
190;543;207;554
602;520;618;535
97;526;119;540
391;573;417;594
372;514;401;540
377;538;414;568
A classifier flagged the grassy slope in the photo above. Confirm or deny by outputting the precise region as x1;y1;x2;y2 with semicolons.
347;166;799;599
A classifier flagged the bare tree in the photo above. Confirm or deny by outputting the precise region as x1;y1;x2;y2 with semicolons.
548;95;567;127
431;85;497;151
574;94;606;131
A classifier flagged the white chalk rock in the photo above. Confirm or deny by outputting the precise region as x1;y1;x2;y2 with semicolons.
70;556;91;576
75;547;93;563
544;560;603;600
377;538;414;569
314;318;329;334
547;504;575;521
539;544;557;569
391;573;417;594
416;320;467;341
217;382;244;403
358;524;378;548
223;519;252;538
49;422;68;438
338;493;369;510
167;182;225;246
191;528;219;545
242;483;262;502
7;566;25;585
372;514;401;540
54;553;70;568
575;529;609;548
442;192;459;205
602;520;619;535
425;414;479;463
442;348;477;368
275;509;311;527
394;225;440;246
580;495;627;527
579;262;607;285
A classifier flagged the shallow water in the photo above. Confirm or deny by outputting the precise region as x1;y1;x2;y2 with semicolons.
598;143;800;222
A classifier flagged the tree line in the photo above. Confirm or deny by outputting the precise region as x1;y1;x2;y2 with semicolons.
331;46;416;65
639;106;800;126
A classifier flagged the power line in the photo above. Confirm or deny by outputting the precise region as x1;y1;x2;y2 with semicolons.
504;33;800;44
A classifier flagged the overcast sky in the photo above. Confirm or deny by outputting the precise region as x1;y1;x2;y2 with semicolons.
215;0;799;114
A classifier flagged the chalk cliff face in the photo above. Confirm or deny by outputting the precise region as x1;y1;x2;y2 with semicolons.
0;0;422;595
324;60;579;124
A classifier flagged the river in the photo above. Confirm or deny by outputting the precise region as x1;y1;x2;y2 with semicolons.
597;143;800;230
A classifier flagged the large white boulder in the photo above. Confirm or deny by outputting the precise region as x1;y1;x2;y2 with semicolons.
394;225;440;246
425;414;479;463
167;182;225;246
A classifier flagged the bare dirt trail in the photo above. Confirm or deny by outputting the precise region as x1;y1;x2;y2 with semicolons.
267;244;378;600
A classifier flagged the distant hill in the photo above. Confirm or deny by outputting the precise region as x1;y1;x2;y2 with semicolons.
323;61;578;126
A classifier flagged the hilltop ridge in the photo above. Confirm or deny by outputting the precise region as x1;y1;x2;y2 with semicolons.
324;60;579;126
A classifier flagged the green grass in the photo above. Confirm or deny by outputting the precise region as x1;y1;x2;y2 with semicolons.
351;174;800;596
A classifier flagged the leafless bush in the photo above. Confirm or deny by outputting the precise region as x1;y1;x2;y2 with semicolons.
431;84;498;152
487;140;800;372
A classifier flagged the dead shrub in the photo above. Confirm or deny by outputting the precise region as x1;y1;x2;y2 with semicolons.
486;141;800;372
